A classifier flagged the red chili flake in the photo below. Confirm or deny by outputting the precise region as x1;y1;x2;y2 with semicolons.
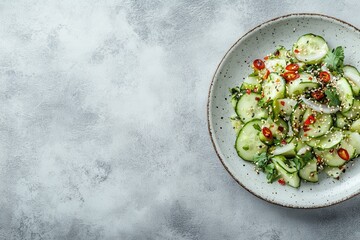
329;149;334;153
264;56;269;60
294;49;300;53
254;87;258;92
304;115;316;126
278;126;284;132
255;97;260;101
316;155;322;164
309;77;313;80
303;125;311;132
246;89;251;95
274;50;280;57
304;133;308;137
280;101;285;106
278;178;286;185
281;139;287;145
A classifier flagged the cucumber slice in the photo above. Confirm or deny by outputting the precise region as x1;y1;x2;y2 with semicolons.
340;137;356;158
261;117;289;141
240;75;262;91
316;140;355;167
292;34;329;64
291;102;306;133
349;80;360;96
235;119;268;161
262;73;286;101
287;73;320;97
295;139;308;153
272;156;297;173
335;112;351;129
343;65;360;90
324;166;343;179
236;93;268;123
347;132;360;156
300;112;333;139
350;119;360;133
316;149;345;167
336;77;354;112
275;45;290;60
271;118;289;139
273;98;298;118
299;159;318;182
230;116;243;135
342;99;360;119
273;158;300;188
271;143;296;158
265;58;286;72
305;129;343;149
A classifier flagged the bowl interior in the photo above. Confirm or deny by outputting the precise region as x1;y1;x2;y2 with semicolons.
208;14;360;208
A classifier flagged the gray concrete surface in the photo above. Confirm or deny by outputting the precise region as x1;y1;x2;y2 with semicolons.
0;1;360;239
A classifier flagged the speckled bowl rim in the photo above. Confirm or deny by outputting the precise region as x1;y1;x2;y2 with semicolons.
207;13;360;209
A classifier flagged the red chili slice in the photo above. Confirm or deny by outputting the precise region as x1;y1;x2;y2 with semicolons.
337;148;350;161
311;90;325;100
285;63;299;71
280;101;285;106
278;178;286;185
318;71;331;83
283;71;300;82
281;139;287;145
294;49;300;54
304;115;316;126
246;89;251;95
253;59;265;70
262;127;273;139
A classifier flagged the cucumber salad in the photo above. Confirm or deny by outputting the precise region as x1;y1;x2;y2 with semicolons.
230;34;360;188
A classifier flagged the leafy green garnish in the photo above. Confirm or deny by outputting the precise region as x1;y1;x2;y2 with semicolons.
230;86;241;96
325;87;341;107
264;163;278;182
254;153;278;183
248;72;258;77
324;46;344;73
273;139;281;146
254;152;268;169
257;98;273;108
253;123;261;131
304;64;321;73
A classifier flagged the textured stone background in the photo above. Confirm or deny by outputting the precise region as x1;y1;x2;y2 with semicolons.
1;1;360;239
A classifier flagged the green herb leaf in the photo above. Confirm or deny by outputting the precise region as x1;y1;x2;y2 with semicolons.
325;87;341;107
257;98;273;108
264;163;278;182
230;87;241;96
253;124;261;131
324;46;344;73
253;152;268;169
273;139;281;145
248;72;258;77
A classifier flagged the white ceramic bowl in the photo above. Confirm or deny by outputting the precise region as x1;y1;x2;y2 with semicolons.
208;13;360;208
